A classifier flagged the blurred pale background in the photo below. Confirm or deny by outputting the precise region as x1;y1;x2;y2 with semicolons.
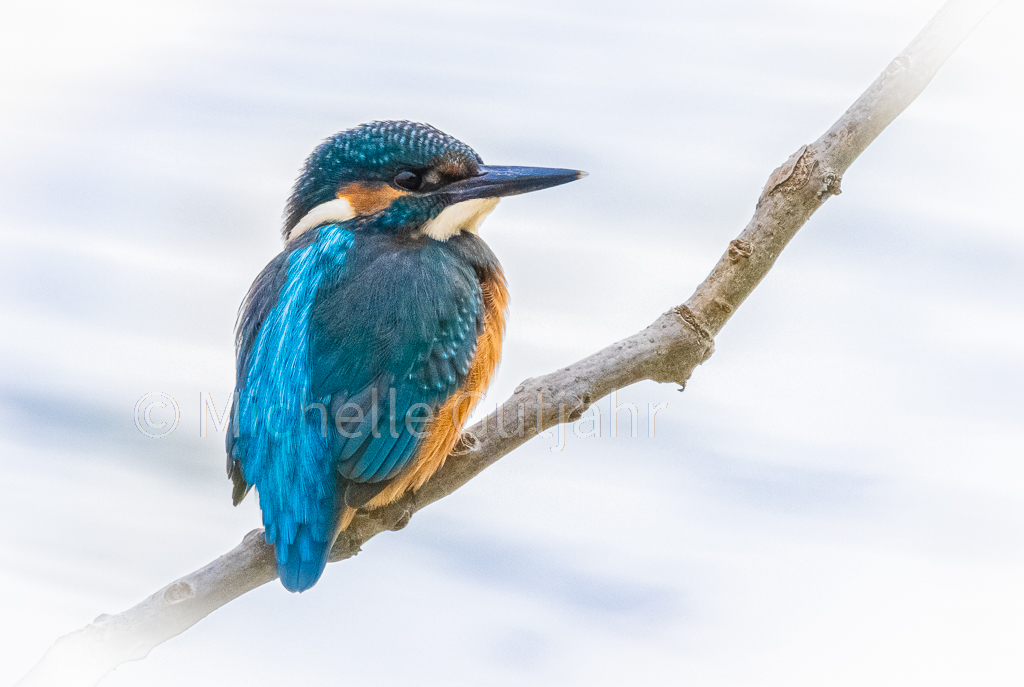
1;0;1022;684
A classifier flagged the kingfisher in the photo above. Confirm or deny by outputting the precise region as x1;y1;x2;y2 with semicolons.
226;121;584;592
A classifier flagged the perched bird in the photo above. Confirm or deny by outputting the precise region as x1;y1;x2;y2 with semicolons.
227;121;583;592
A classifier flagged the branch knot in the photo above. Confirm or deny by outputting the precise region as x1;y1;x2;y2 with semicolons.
818;170;843;198
728;239;752;261
758;144;810;205
163;582;194;605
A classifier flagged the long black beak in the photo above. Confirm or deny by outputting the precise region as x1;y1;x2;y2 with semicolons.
447;165;586;202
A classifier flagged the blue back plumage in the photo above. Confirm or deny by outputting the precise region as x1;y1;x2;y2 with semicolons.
233;223;354;592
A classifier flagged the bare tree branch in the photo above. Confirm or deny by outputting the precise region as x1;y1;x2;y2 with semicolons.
17;1;1000;684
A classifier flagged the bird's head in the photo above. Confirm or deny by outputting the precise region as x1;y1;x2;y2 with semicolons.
283;120;584;243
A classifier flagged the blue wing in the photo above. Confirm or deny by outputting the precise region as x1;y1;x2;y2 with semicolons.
309;233;483;485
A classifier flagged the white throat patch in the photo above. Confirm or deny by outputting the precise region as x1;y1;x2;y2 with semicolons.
421;198;500;241
287;198;356;242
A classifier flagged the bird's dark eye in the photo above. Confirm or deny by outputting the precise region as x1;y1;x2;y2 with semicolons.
393;170;423;191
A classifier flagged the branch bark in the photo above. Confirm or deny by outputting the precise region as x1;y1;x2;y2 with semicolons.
17;1;1000;684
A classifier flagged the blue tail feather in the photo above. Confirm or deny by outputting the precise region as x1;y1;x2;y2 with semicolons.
276;521;332;592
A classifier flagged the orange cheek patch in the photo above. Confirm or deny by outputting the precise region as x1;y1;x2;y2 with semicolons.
337;182;408;215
